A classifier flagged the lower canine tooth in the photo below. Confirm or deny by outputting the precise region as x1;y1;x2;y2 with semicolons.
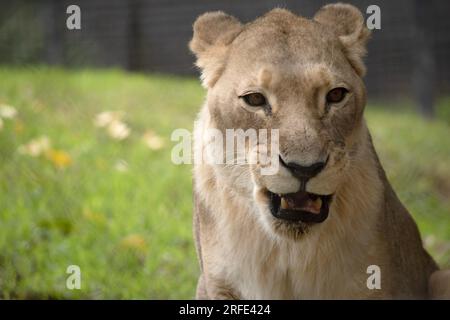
281;198;288;209
312;198;322;212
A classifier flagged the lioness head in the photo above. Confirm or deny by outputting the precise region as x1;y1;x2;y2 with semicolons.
190;4;371;240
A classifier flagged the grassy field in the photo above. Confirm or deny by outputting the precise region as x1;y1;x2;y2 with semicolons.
0;67;449;299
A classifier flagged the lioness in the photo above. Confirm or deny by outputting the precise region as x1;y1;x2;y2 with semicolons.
189;3;447;299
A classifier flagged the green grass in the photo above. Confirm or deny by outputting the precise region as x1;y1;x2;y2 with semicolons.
0;67;449;299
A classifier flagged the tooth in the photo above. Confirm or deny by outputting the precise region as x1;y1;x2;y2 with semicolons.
312;197;322;212
281;198;289;209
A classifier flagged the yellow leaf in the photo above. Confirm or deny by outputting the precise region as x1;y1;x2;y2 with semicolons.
83;209;107;225
120;234;148;253
14;120;25;134
46;149;72;168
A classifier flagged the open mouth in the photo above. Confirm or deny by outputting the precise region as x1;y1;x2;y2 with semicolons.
268;190;333;223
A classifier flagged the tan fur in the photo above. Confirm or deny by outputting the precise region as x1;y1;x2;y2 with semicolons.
190;4;444;299
429;270;450;299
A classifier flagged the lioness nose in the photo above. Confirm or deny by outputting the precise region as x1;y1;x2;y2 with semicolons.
280;156;328;180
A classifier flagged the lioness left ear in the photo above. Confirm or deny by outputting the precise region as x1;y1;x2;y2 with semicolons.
314;3;370;77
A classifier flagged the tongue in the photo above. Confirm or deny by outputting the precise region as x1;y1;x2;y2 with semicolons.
281;192;322;214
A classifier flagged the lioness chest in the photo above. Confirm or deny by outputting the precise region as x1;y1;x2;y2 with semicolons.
211;214;383;299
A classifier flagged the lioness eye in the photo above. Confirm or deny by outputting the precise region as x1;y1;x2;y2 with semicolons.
242;93;267;107
326;87;348;104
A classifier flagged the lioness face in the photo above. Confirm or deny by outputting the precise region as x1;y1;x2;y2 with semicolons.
191;6;370;239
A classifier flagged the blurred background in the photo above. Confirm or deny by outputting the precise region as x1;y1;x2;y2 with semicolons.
0;0;449;299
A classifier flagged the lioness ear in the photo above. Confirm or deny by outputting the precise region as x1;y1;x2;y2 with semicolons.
189;11;242;87
314;3;370;77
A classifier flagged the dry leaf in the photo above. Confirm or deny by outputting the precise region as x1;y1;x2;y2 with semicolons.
142;130;165;150
114;159;129;172
107;120;130;140
18;136;51;157
0;104;18;119
94;111;121;128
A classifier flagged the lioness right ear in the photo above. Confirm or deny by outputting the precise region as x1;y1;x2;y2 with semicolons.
314;3;370;77
189;11;242;88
